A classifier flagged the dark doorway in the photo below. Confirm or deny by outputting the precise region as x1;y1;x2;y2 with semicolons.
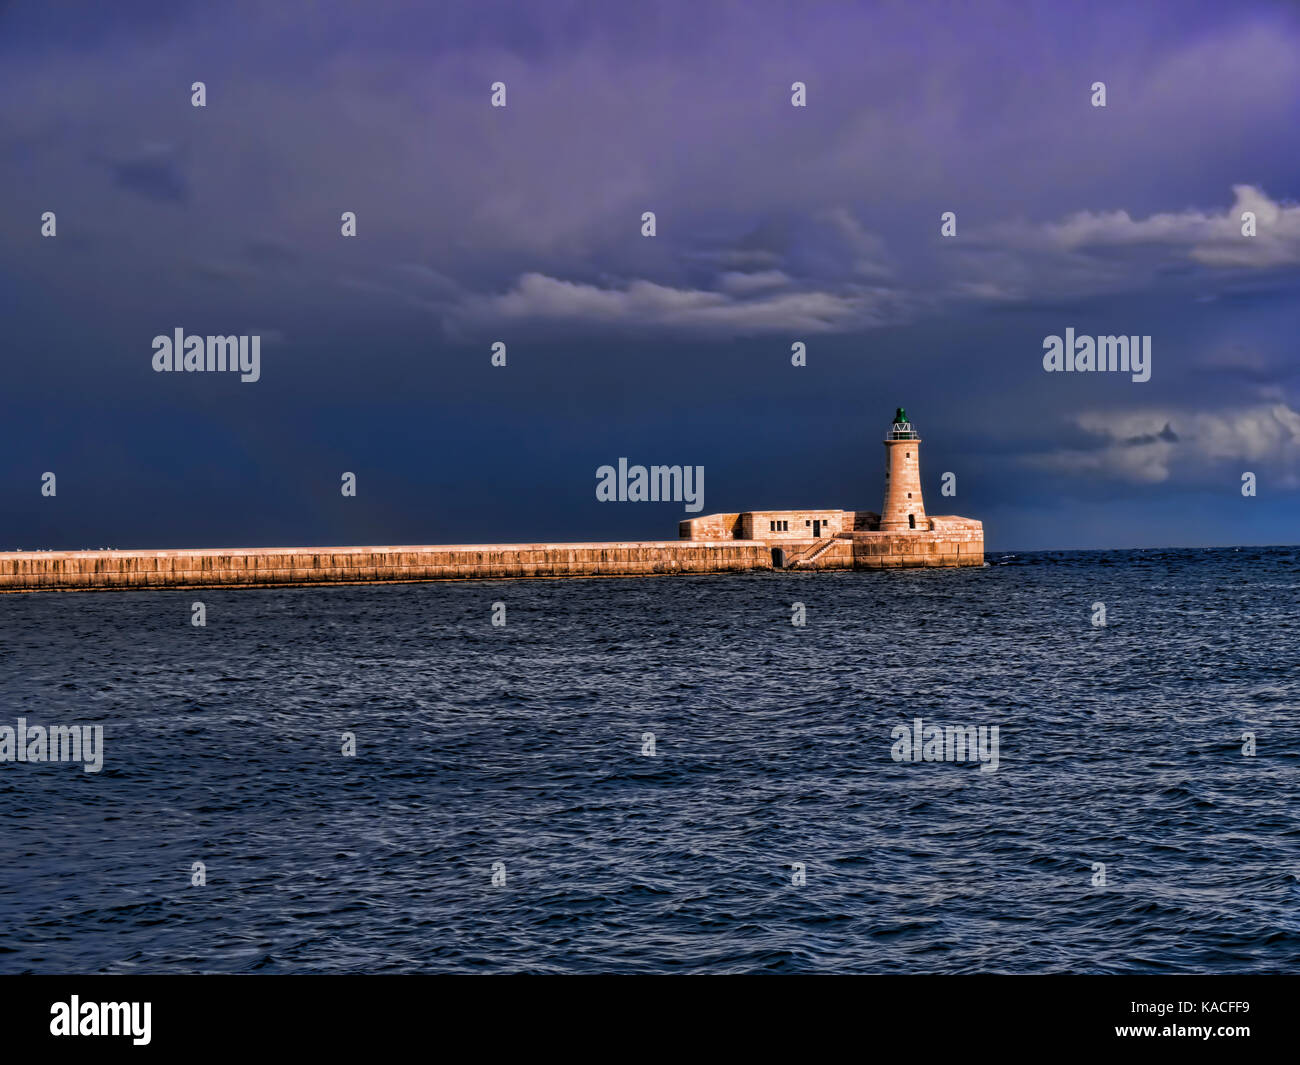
771;547;786;568
908;514;916;529
813;519;823;536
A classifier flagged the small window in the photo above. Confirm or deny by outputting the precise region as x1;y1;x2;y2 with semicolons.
907;492;912;498
906;451;911;458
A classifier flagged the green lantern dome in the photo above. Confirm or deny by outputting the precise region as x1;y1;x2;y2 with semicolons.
886;407;918;440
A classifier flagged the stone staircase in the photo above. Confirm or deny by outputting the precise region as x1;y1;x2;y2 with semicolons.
789;537;840;567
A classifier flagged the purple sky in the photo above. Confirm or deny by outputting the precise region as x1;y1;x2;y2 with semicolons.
3;0;1300;550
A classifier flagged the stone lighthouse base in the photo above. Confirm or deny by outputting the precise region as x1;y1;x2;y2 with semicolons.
787;525;984;570
678;510;982;571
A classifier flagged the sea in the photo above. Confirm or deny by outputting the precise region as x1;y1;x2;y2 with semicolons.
1;546;1297;974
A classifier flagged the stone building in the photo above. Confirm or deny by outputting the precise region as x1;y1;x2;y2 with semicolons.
679;408;983;569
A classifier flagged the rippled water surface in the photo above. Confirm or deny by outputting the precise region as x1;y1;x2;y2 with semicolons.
2;547;1298;973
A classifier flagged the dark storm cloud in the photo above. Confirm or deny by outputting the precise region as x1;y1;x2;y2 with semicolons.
1123;424;1180;447
104;149;189;203
243;240;300;268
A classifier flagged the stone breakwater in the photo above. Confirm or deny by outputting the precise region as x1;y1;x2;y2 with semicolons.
0;530;982;593
0;542;765;592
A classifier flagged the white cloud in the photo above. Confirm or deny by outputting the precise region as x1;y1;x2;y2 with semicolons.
818;207;894;279
1027;403;1300;484
950;280;1022;302
1039;185;1300;268
716;269;791;294
453;271;908;335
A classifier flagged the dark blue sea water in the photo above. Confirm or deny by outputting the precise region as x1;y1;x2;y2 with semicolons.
1;547;1298;974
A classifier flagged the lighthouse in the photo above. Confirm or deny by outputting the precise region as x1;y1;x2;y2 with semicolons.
879;407;927;532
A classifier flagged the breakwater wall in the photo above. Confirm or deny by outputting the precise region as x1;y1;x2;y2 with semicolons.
0;541;769;592
0;529;982;593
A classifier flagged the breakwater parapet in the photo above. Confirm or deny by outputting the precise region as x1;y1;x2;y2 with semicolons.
0;541;769;592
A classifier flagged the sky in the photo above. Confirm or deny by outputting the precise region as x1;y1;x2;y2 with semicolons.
2;0;1299;552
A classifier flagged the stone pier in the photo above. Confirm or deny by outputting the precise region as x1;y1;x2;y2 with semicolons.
0;522;982;593
0;541;770;593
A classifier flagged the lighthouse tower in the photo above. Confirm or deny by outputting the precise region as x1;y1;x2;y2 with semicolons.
880;407;927;532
